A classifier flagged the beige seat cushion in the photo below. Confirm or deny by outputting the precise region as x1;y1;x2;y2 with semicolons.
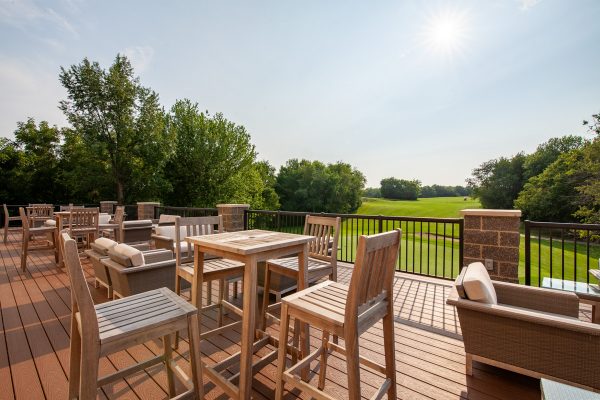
462;262;497;304
155;225;188;241
99;213;111;224
112;243;145;267
44;219;57;227
92;237;118;255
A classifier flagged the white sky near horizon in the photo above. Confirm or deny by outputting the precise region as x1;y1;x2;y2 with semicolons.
0;0;599;187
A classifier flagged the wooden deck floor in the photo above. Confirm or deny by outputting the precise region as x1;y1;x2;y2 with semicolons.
0;230;544;399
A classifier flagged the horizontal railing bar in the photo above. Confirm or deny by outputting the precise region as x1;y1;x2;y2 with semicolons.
247;209;462;224
525;221;600;231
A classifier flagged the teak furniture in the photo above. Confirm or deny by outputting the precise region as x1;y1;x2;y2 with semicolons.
18;207;58;271
3;203;20;243
61;232;203;400
26;204;54;227
186;229;315;399
173;215;244;347
68;207;100;249
99;205;124;240
262;215;340;330
274;229;401;400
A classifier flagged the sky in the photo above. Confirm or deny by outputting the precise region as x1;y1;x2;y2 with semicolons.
0;0;599;187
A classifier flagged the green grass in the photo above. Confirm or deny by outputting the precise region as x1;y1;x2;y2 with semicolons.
357;196;481;218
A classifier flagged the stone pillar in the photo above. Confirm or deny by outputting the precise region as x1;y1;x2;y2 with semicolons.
217;204;250;232
137;202;160;220
460;209;522;283
100;201;118;214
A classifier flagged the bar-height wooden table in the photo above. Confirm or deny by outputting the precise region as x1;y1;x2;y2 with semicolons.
186;229;314;399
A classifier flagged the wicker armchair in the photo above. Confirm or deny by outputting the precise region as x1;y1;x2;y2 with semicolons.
447;262;600;391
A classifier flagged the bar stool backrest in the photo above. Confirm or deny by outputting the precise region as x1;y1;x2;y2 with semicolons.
174;215;223;265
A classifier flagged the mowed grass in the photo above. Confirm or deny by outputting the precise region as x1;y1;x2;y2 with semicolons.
357;196;481;218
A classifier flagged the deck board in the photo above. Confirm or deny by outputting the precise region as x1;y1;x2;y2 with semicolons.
0;230;545;399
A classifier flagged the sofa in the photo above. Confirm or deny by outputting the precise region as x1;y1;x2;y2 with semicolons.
447;262;600;390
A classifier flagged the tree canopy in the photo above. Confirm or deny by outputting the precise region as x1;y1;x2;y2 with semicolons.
380;178;421;200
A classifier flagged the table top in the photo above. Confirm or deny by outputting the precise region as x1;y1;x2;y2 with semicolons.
541;277;600;300
541;378;600;399
186;229;314;255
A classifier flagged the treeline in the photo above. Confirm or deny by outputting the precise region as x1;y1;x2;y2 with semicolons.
364;180;471;200
0;55;365;213
467;115;600;223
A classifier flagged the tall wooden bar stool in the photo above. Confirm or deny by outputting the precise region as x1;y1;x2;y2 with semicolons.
100;205;124;241
262;215;341;330
69;207;99;250
173;215;245;347
61;232;203;399
275;229;401;400
3;204;21;243
18;207;58;271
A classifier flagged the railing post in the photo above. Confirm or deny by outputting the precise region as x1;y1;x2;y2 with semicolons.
524;220;531;286
243;210;249;230
378;215;383;234
276;210;281;231
459;218;464;270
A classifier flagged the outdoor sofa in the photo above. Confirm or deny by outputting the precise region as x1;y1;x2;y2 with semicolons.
447;262;600;390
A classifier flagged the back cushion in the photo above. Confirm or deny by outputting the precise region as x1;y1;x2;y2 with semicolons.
99;213;111;224
111;243;144;267
92;237;118;255
156;225;188;240
462;262;498;304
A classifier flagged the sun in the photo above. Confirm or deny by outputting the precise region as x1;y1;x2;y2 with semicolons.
422;10;470;57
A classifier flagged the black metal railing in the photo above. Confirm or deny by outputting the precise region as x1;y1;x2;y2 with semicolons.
155;206;218;219
245;210;464;280
524;220;600;286
122;204;138;220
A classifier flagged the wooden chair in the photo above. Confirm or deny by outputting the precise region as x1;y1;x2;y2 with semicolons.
275;229;401;400
69;207;99;250
262;215;341;330
100;206;124;241
27;204;54;227
174;215;244;347
18;207;58;271
61;232;203;400
3;204;21;243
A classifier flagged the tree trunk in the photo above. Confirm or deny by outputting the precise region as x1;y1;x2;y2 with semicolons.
117;181;124;204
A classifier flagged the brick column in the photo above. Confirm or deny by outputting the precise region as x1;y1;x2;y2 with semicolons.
100;201;118;214
137;202;160;220
460;209;522;283
217;204;250;232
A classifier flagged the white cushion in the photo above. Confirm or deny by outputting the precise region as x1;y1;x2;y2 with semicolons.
44;219;56;226
94;237;117;252
174;241;194;253
462;262;497;304
99;213;111;224
156;225;188;240
112;243;144;267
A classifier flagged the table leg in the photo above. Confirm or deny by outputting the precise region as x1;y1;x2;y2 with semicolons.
56;215;63;267
297;243;310;381
239;255;258;399
192;249;205;336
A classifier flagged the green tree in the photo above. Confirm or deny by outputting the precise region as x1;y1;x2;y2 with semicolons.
59;54;170;203
575;113;600;223
363;187;381;198
467;154;526;209
523;135;587;180
162;99;257;207
380;177;421;200
0;137;23;203
275;159;365;213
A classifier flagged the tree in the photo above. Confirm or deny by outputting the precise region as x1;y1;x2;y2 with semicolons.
275;159;365;213
380;178;420;200
59;54;170;203
523;135;587;180
363;187;381;198
467;154;526;209
0;137;22;203
575;113;600;223
162;99;257;207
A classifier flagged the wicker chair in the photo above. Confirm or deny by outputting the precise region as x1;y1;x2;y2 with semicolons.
447;262;600;391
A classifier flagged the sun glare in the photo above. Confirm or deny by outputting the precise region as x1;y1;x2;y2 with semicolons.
422;10;470;57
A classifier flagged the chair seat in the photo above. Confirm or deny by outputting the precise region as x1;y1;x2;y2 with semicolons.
267;256;332;278
29;225;56;234
179;258;244;281
89;288;196;346
283;280;349;331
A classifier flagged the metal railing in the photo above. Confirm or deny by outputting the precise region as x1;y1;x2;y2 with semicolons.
245;210;464;280
155;206;218;219
524;220;600;286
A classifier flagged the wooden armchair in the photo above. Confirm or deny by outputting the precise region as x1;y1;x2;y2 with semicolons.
27;204;54;227
61;232;203;399
69;207;99;249
19;207;58;271
99;206;124;240
3;203;20;243
275;229;401;400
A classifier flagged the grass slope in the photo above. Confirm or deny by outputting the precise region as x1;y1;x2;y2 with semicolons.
357;197;481;218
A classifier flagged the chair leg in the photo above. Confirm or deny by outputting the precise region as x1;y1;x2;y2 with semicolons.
3;224;7;244
275;303;291;400
21;235;29;272
207;281;212;306
382;311;397;399
318;330;330;390
261;266;272;331
79;339;100;400
68;315;82;400
188;313;204;399
174;275;181;349
162;334;176;397
51;230;58;263
292;318;300;365
217;279;224;327
466;353;473;376
233;281;239;299
345;332;361;400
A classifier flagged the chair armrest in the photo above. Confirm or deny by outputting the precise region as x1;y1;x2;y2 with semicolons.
448;294;600;336
102;258;175;275
143;249;173;264
152;234;174;250
493;281;579;318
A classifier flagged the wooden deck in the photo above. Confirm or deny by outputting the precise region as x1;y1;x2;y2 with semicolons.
0;230;545;399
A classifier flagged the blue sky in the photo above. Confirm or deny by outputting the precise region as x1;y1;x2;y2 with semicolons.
1;0;599;187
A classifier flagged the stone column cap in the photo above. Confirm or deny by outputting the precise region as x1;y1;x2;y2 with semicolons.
460;209;522;217
100;200;118;204
217;204;250;208
137;201;161;205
